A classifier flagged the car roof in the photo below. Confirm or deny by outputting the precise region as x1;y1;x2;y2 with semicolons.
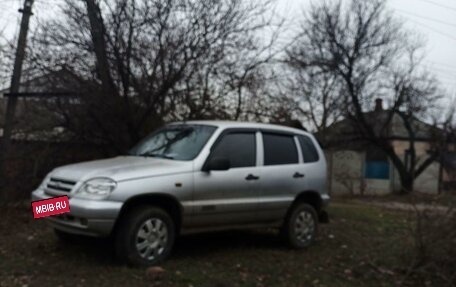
169;120;311;136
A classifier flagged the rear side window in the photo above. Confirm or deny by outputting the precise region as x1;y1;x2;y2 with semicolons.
210;132;256;168
298;135;319;163
263;133;298;166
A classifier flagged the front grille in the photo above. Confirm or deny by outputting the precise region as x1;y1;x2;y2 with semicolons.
46;177;77;193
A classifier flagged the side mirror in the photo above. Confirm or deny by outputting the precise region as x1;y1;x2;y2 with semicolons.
203;157;230;172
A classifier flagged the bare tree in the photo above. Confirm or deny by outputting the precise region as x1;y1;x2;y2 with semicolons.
280;67;344;136
286;0;450;193
29;0;279;151
0;44;9;91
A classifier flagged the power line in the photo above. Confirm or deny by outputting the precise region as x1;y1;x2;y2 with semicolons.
427;62;456;71
432;71;456;80
406;18;456;41
396;9;456;28
430;65;456;74
432;67;456;75
417;0;456;13
426;61;456;71
435;75;456;83
433;72;456;79
436;79;456;85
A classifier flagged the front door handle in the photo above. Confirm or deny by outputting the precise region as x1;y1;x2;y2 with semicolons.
245;174;260;181
293;172;305;178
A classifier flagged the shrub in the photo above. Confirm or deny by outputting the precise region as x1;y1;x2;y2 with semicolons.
404;201;456;286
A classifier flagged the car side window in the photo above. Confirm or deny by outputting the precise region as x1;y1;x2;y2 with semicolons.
210;132;256;168
298;135;320;163
263;133;298;166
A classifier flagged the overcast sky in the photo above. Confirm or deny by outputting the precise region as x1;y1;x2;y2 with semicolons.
1;0;455;97
279;0;456;97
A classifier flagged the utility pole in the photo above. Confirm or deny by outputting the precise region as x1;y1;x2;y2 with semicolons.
84;0;116;96
0;0;35;193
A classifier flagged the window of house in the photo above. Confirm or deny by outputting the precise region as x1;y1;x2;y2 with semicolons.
263;133;298;166
298;135;319;163
210;132;256;168
364;146;390;179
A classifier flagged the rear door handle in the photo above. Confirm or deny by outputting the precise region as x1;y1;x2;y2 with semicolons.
293;172;305;178
245;174;260;181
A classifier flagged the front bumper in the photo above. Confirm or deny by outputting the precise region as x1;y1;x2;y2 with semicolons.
31;189;123;237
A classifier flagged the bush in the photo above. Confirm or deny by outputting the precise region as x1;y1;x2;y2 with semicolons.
404;202;456;286
1;141;109;203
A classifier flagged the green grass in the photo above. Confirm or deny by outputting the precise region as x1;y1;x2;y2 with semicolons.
0;202;418;287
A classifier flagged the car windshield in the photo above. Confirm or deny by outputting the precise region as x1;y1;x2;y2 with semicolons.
128;124;217;160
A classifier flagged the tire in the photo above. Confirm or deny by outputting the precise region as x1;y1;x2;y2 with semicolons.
281;203;318;249
115;206;175;266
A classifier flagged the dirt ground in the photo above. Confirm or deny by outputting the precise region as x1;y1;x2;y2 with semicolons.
0;200;441;287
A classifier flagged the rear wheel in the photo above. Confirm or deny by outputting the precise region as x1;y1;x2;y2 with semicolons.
281;203;318;248
115;206;175;266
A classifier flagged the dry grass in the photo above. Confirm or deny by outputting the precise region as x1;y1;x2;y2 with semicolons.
0;200;449;287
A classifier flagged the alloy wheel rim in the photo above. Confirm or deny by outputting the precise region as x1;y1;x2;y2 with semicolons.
135;218;168;260
294;210;315;244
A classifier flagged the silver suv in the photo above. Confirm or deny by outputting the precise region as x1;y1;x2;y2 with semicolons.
32;121;329;265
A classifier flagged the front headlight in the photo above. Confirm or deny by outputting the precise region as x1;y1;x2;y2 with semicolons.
76;178;117;199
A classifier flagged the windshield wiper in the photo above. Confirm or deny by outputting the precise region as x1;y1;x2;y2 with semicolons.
140;152;174;159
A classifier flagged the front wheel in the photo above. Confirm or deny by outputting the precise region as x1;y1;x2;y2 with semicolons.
281;203;318;248
115;206;175;266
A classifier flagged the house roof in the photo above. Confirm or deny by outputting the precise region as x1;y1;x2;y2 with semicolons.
0;68;84;136
0;68;81;95
320;108;441;148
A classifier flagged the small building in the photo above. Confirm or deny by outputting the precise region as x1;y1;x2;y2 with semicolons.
0;68;82;139
0;70;106;198
320;99;454;195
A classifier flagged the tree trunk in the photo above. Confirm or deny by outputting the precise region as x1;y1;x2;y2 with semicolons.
398;169;414;194
381;144;414;194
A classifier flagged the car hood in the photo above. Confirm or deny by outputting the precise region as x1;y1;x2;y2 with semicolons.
50;156;194;182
